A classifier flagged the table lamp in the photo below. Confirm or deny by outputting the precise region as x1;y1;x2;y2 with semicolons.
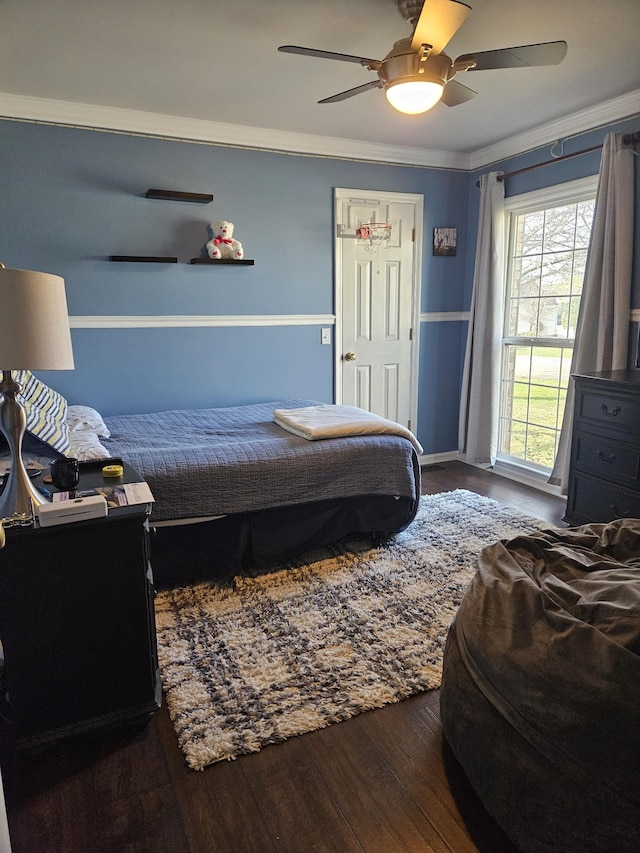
0;264;74;523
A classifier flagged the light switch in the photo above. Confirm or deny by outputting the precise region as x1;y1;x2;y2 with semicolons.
321;328;331;345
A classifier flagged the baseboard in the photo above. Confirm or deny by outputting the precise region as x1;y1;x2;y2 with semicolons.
418;451;459;468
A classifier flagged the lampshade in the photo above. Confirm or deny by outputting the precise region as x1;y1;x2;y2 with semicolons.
0;267;74;369
385;79;444;114
0;265;74;523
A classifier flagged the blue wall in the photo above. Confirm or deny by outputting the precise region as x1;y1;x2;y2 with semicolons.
0;115;637;455
0;119;470;454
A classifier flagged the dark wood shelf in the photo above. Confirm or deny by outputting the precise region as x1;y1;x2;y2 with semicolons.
145;189;213;203
109;255;178;263
190;258;255;265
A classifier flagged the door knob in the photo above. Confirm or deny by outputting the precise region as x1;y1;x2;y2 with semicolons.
344;351;357;362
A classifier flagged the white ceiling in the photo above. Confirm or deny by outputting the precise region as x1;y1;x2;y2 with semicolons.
0;0;639;163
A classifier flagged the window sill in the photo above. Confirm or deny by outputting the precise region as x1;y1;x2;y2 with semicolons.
492;458;565;498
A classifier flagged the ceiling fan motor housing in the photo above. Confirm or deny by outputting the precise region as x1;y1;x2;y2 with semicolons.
381;38;452;87
396;0;424;26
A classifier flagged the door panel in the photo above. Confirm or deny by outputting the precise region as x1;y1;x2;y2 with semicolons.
356;262;372;341
355;365;371;411
385;263;400;340
384;363;400;421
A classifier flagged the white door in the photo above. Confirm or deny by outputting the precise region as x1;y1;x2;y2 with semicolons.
335;189;422;431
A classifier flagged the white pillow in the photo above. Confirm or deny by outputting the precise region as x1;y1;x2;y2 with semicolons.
68;431;110;461
67;405;111;438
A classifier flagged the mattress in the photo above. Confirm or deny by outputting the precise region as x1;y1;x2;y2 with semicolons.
102;400;420;522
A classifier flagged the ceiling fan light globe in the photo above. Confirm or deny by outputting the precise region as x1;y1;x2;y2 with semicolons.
385;79;444;114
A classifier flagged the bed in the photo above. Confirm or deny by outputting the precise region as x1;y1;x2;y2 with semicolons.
2;378;421;585
90;399;422;586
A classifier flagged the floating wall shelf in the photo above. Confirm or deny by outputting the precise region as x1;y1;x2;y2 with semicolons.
145;189;213;203
190;258;255;265
109;255;178;263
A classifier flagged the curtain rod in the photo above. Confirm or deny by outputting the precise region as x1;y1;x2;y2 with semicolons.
475;129;640;187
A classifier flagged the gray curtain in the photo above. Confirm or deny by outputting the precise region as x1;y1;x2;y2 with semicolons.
549;132;635;490
458;171;505;466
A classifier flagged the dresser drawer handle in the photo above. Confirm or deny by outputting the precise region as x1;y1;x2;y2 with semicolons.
609;504;633;518
601;404;621;417
595;450;616;465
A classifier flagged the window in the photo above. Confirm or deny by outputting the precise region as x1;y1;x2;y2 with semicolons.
498;177;597;473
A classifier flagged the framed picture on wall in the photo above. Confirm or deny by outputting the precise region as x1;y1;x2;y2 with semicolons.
433;227;457;256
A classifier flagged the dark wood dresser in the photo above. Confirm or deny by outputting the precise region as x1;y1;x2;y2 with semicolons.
565;369;640;525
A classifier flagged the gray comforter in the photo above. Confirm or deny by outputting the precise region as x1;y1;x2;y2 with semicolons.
103;400;420;522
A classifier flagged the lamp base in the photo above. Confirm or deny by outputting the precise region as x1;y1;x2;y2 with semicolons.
0;371;47;522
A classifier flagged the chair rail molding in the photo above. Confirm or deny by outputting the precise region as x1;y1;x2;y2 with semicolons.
420;311;470;323
69;314;336;328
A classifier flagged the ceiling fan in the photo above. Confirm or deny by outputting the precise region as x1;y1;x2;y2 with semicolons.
278;0;567;115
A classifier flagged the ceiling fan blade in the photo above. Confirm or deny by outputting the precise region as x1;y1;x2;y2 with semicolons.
411;0;472;55
319;80;382;104
278;45;380;68
464;40;568;71
441;78;477;106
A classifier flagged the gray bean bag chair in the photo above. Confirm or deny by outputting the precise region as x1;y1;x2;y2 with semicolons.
440;519;640;853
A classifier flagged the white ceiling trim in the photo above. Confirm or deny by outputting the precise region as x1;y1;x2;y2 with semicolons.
469;90;640;170
0;89;637;171
0;92;468;170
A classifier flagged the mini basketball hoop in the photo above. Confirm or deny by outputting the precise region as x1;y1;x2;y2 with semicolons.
356;222;393;253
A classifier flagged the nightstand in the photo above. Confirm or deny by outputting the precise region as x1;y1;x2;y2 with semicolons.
0;461;161;750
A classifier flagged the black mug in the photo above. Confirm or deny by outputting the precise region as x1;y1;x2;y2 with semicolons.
50;457;80;490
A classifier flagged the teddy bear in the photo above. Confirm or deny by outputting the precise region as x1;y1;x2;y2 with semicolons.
206;220;244;260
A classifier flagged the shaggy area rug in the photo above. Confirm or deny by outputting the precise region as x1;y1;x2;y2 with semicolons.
155;489;545;770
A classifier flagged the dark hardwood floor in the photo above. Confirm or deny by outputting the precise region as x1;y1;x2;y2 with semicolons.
1;462;567;853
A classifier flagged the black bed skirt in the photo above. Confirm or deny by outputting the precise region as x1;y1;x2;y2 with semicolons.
150;494;418;588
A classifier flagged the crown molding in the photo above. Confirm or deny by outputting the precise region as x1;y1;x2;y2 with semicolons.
468;89;640;170
0;88;637;172
0;92;468;170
